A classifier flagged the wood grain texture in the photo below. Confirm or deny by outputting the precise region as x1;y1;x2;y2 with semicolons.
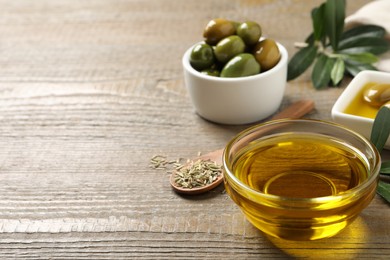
0;0;389;258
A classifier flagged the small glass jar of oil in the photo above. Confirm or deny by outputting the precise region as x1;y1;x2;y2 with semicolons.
223;119;380;240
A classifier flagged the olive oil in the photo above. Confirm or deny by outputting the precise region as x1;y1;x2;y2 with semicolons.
225;132;376;240
343;82;380;119
232;134;368;198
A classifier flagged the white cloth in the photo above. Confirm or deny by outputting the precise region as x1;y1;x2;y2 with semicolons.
345;0;390;37
345;0;390;72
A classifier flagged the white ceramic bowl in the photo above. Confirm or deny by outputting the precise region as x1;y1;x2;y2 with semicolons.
182;41;288;125
331;70;390;148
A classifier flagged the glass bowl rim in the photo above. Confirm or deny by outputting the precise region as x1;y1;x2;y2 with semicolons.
222;118;381;203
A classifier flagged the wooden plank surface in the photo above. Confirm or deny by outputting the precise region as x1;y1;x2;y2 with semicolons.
0;0;389;258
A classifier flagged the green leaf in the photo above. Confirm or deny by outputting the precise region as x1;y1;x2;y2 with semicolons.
311;3;326;41
377;180;390;204
311;54;335;89
370;106;390;153
291;2;389;90
287;45;318;80
342;52;379;64
325;0;345;51
380;161;390;175
330;58;344;85
340;25;386;41
344;60;377;77
339;37;390;55
305;33;315;45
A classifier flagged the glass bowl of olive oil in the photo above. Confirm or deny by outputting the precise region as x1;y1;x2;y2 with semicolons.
223;119;380;240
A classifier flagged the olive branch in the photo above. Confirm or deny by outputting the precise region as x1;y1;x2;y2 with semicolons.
287;0;389;89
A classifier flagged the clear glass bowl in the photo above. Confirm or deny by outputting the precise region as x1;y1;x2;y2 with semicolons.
223;119;380;240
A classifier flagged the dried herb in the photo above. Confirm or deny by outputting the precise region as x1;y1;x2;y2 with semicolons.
288;0;389;89
150;154;223;190
371;106;390;203
149;155;182;170
173;159;222;189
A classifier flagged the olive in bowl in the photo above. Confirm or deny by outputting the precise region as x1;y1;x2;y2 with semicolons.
182;40;288;125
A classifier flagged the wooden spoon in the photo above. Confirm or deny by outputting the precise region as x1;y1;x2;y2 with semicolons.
170;100;315;195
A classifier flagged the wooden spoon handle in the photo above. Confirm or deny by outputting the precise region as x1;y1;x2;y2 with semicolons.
271;100;315;120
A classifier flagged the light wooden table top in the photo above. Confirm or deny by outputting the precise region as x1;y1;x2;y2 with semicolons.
0;0;389;258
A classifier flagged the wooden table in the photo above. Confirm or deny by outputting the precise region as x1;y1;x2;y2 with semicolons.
1;0;389;258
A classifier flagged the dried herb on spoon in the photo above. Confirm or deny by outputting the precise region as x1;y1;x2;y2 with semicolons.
173;159;222;189
287;0;389;89
371;106;390;203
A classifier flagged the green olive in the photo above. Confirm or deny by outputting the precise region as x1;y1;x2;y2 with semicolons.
231;21;241;31
253;39;281;71
220;53;260;77
214;35;245;64
237;21;262;46
201;68;220;77
203;18;236;45
189;43;215;71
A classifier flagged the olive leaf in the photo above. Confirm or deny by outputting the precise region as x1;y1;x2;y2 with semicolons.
287;45;318;80
330;58;344;85
339;25;386;47
311;3;326;42
344;60;377;77
342;52;379;64
305;33;315;45
341;24;386;40
371;106;390;153
338;37;390;55
380;161;390;175
371;105;390;204
287;0;389;88
311;54;335;89
324;0;345;51
377;181;390;203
